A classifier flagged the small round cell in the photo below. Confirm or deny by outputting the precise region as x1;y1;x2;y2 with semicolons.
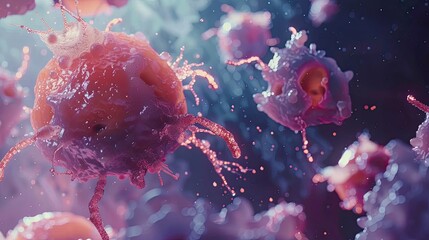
203;4;274;61
6;212;100;240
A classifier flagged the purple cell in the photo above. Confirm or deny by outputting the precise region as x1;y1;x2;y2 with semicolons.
203;4;274;61
309;0;338;27
128;188;307;240
228;28;353;132
0;0;35;19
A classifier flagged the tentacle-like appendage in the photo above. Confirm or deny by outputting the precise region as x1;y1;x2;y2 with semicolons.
15;46;30;80
0;125;62;182
105;18;123;32
226;56;269;71
169;47;218;105
176;115;249;196
408;95;429;113
89;174;109;240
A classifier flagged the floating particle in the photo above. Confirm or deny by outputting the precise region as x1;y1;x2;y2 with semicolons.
0;0;35;19
309;0;338;27
203;4;275;61
228;28;353;161
53;0;128;17
5;212;100;240
313;134;390;214
0;46;29;147
0;5;249;240
407;95;429;159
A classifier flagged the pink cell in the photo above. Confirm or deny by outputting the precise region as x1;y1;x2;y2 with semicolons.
309;0;338;27
5;212;100;240
313;134;390;214
228;28;353;161
53;0;128;17
0;5;249;240
203;4;274;61
0;0;35;19
0;47;29;147
407;95;429;159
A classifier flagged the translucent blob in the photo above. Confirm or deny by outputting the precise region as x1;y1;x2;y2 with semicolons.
0;0;35;19
127;188;307;240
203;4;273;61
314;134;390;214
309;0;338;27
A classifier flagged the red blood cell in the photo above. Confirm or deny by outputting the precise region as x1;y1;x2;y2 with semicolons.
202;4;274;61
0;47;29;147
5;212;100;240
0;5;249;240
313;134;390;214
0;0;35;19
228;27;353;162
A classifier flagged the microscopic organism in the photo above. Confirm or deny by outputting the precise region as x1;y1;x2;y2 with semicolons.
0;0;35;19
203;4;275;61
54;0;128;17
228;27;353;161
0;46;29;147
5;212;100;240
309;0;338;27
0;4;249;239
313;134;390;213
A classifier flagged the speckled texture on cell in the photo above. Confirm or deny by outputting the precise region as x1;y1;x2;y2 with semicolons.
253;29;353;131
355;140;429;240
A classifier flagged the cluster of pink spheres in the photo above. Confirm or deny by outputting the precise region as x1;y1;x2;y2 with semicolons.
0;1;426;240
